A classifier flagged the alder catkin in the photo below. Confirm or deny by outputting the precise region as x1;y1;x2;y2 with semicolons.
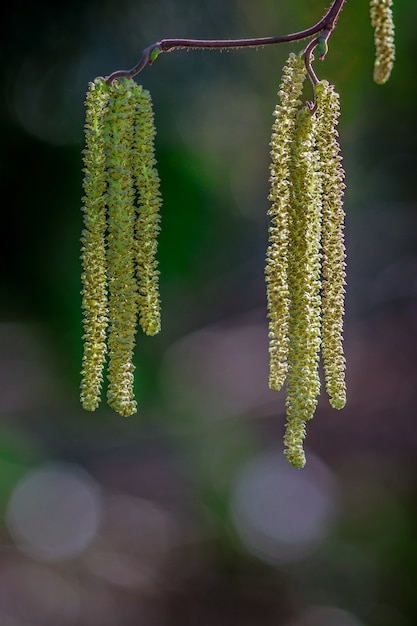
266;53;307;392
103;79;139;417
315;80;347;410
284;107;322;468
132;83;162;337
80;78;111;411
370;0;395;85
80;75;163;416
80;44;351;468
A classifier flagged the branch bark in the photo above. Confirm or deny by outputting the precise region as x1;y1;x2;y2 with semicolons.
106;0;347;83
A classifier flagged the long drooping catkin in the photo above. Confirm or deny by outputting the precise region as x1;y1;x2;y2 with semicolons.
266;57;348;467
104;79;139;417
266;53;307;392
315;80;347;411
80;75;163;416
132;84;162;337
284;107;322;469
370;0;395;85
80;78;111;411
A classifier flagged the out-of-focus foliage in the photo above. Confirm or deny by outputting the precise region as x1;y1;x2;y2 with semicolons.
1;1;417;624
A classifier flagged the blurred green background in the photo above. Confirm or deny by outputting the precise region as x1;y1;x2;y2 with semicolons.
1;0;417;624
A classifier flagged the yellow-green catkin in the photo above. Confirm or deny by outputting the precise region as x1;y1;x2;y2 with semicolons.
80;75;163;416
284;107;322;469
103;79;139;417
315;81;347;410
266;53;307;391
132;83;162;336
80;78;111;411
370;0;395;85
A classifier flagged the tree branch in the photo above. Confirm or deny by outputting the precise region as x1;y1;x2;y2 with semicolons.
105;0;347;84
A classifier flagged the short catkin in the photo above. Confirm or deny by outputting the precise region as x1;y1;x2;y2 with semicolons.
370;0;395;85
80;77;162;416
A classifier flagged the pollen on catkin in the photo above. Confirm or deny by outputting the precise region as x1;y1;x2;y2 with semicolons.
80;78;111;411
284;107;322;469
265;54;349;467
103;79;139;417
132;83;162;337
314;81;347;410
370;0;395;85
266;52;307;392
80;76;162;417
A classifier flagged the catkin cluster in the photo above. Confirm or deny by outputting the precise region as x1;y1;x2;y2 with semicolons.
266;53;346;468
370;0;395;85
80;77;162;417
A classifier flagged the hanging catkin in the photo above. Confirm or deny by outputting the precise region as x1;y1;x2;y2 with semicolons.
370;0;395;85
266;55;348;467
266;53;307;392
80;77;162;416
132;83;162;337
315;80;347;411
103;79;139;417
80;78;111;411
284;106;323;468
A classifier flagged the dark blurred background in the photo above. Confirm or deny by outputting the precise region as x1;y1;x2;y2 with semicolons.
1;0;417;624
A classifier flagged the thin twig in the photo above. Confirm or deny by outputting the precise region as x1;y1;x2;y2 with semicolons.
105;0;347;84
